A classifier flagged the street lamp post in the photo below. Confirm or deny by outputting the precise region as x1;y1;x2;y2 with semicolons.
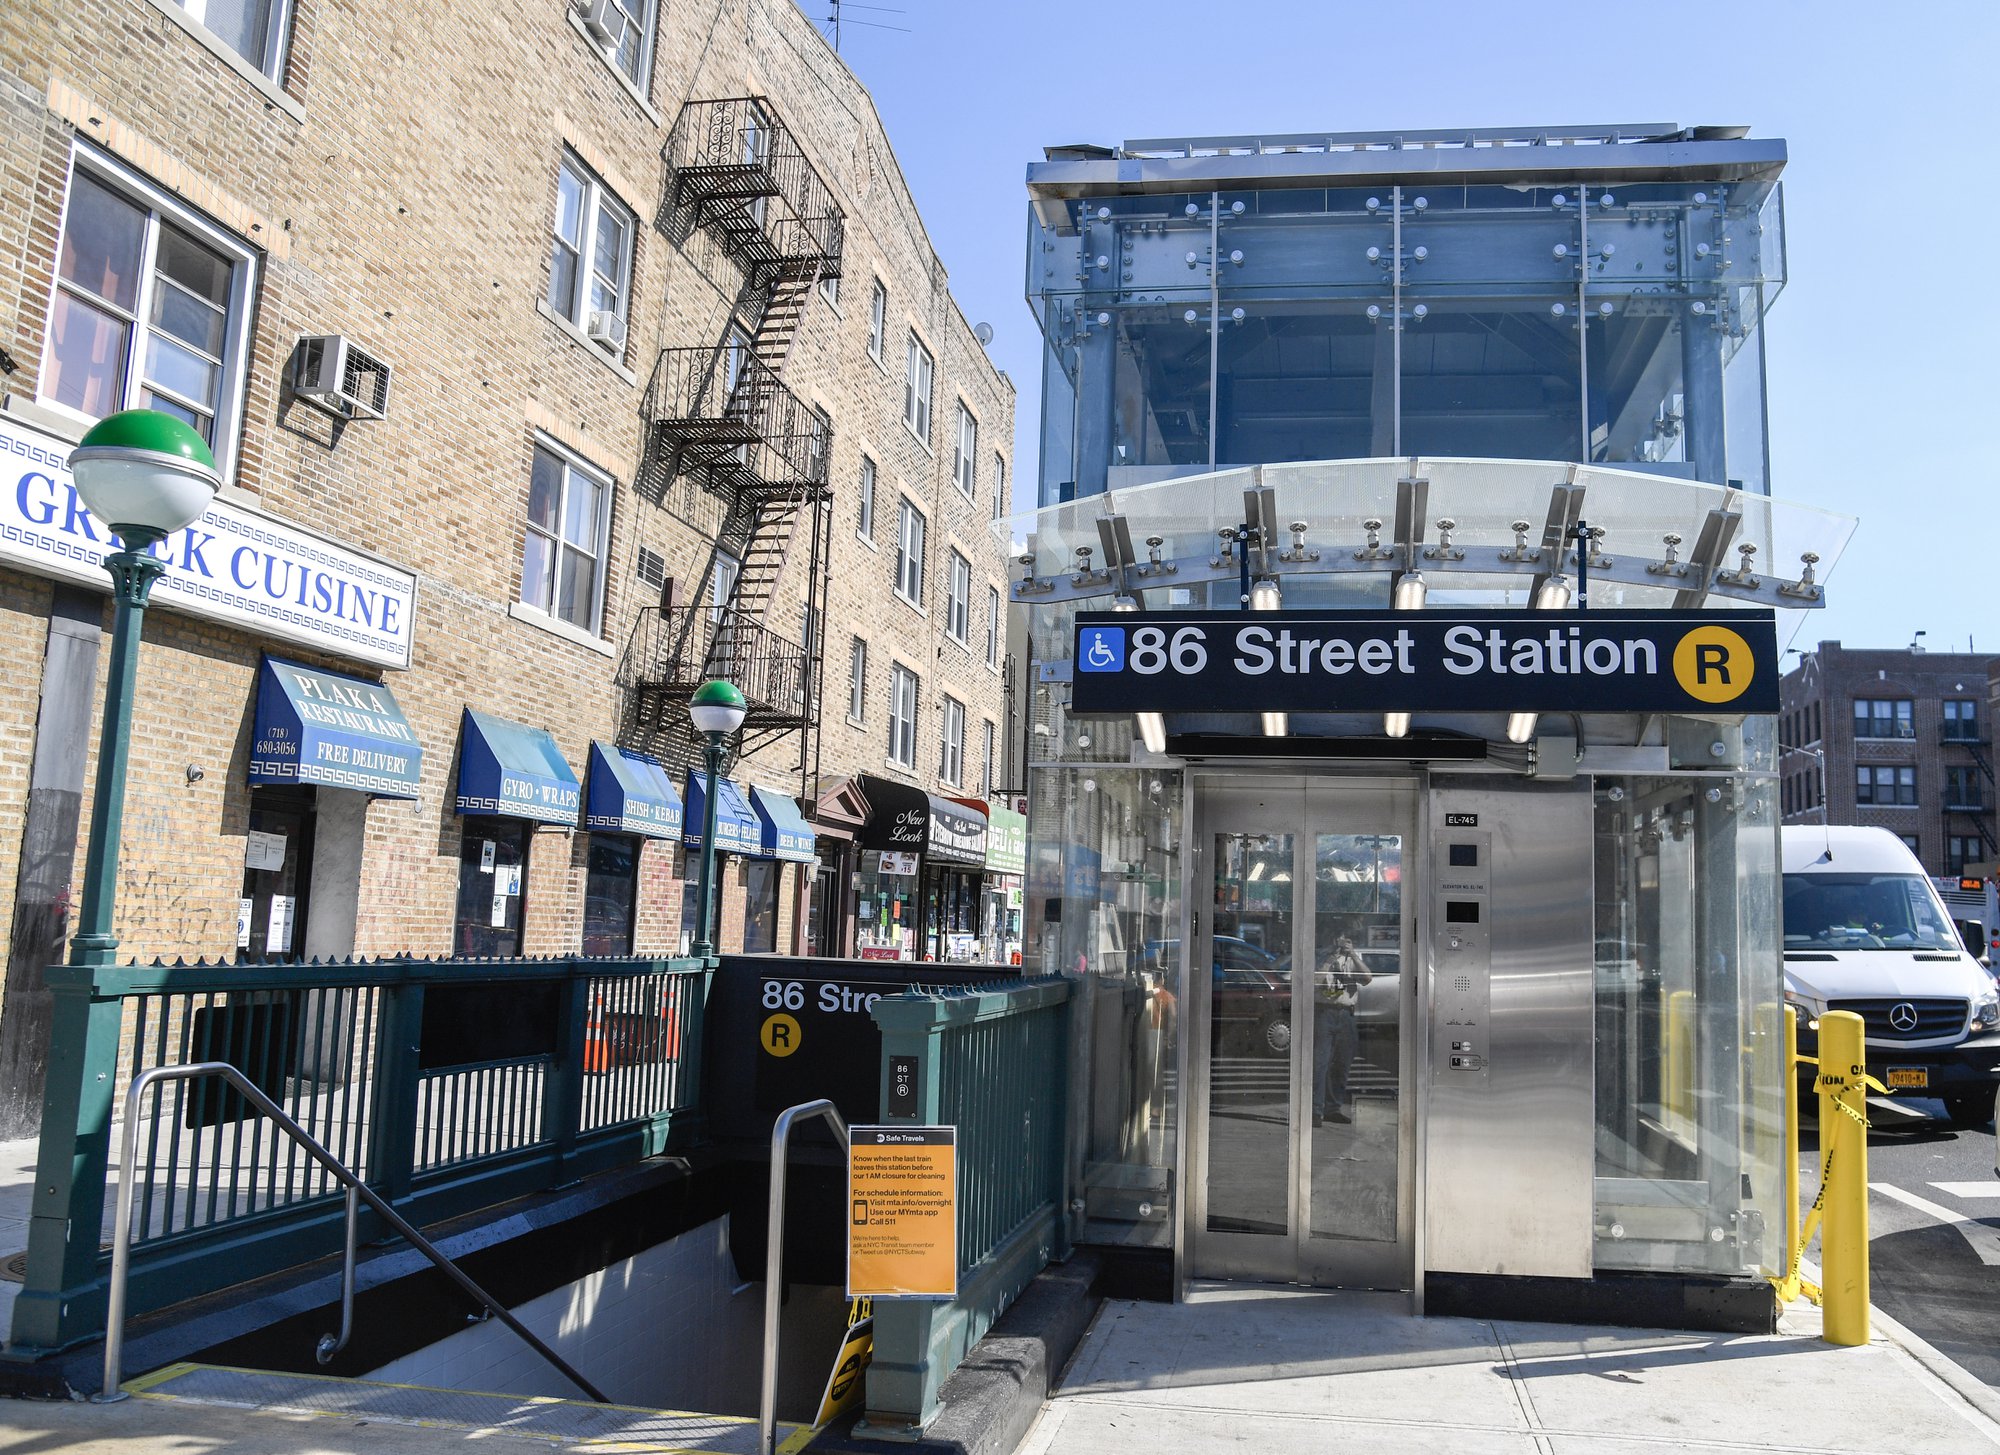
688;680;747;957
66;411;221;969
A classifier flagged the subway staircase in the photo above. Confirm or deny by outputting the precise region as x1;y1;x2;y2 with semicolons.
623;96;844;780
120;1363;809;1454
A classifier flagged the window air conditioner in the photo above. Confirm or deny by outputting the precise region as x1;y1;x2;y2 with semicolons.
586;310;627;349
290;335;391;420
579;0;629;51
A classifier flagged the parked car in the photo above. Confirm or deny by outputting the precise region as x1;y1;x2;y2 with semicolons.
1146;936;1292;1055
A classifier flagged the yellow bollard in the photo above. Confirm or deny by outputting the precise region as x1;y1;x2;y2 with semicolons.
1817;1009;1870;1346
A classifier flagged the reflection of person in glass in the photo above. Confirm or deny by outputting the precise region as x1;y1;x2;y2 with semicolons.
1313;934;1370;1126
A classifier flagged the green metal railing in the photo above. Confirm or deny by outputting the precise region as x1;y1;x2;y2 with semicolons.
864;977;1071;1431
9;953;712;1356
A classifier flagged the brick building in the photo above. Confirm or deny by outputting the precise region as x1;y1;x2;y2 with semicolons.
0;0;1014;1132
1777;640;1998;876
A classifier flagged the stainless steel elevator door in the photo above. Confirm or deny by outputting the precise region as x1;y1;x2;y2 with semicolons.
1190;778;1417;1290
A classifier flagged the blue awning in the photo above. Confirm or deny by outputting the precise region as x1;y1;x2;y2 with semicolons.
683;773;761;856
250;656;423;799
585;742;683;840
455;709;580;826
749;786;816;862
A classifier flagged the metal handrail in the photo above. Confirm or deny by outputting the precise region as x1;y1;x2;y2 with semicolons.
94;1062;609;1405
760;1099;850;1455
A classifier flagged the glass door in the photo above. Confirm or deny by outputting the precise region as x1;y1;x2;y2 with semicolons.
1190;778;1416;1289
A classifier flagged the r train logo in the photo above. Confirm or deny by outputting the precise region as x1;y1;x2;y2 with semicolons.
1670;625;1755;704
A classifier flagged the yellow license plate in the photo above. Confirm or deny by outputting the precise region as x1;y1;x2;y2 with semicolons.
1886;1067;1929;1090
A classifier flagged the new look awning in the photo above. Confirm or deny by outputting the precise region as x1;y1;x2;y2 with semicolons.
456;709;580;826
856;775;988;868
586;743;683;839
250;657;422;798
749;786;816;862
684;773;760;855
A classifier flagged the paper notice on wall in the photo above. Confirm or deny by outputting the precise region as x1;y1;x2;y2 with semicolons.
267;895;294;954
237;899;253;948
244;830;287;873
491;890;509;928
500;864;522;896
481;840;497;873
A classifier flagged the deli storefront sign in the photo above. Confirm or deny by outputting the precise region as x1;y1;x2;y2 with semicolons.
2;414;416;669
1072;608;1779;716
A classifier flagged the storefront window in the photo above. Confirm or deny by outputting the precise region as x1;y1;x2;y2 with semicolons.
743;860;781;953
456;817;528;957
924;867;982;961
239;786;314;960
582;835;637;956
806;843;844;957
856;850;919;958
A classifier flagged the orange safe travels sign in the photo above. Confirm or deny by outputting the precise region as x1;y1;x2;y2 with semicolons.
846;1125;957;1299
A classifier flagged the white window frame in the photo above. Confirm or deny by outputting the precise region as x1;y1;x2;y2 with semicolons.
857;455;876;540
985;586;1000;667
945;549;971;644
889;664;920;770
820;272;840;308
991;451;1007;521
547;151;636;355
903;333;933;446
171;0;293;81
940;695;965;786
848;637;868;724
895;496;926;607
982;720;997;796
39;147;258;484
709;551;740;624
953;403;978;499
582;0;658;91
867;280;887;363
519;435;614;638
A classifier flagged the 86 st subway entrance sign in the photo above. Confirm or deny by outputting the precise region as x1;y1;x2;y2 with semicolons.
1071;608;1779;716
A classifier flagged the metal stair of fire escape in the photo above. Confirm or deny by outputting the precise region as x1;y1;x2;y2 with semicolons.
625;96;842;779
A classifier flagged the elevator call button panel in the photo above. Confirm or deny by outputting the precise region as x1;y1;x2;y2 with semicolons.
1433;829;1491;1079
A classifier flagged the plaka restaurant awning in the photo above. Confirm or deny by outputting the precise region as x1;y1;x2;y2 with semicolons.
455;709;580;826
585;742;683;839
856;775;987;868
250;656;422;799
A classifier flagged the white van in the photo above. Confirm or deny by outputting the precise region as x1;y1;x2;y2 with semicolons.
1781;826;2000;1129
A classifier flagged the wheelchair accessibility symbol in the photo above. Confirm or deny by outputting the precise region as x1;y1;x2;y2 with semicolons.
1080;627;1125;671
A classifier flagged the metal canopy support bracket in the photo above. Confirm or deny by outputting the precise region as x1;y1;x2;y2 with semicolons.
1096;513;1143;606
1532;472;1586;600
1241;476;1279;579
1393;472;1431;575
1672;498;1744;610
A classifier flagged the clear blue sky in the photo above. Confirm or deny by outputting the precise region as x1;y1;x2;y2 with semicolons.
801;0;1996;654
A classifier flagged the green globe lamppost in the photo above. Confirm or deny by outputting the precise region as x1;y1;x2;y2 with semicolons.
687;679;746;957
66;410;220;969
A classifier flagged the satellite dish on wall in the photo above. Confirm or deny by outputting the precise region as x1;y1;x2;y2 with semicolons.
974;322;994;346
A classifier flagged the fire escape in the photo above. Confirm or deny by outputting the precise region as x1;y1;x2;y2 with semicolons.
620;97;844;780
1944;721;1998;858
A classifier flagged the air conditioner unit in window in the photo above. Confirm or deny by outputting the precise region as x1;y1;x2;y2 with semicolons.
290;335;391;420
586;310;627;349
579;0;629;51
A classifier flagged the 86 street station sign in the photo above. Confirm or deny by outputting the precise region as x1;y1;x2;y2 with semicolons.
1070;608;1779;716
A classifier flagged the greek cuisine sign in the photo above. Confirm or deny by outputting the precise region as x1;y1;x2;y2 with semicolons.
1072;609;1779;716
0;414;416;669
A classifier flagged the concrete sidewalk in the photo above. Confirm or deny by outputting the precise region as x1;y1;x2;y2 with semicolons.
1018;1285;2000;1455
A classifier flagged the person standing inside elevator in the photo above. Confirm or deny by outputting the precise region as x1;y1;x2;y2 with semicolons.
1313;934;1370;1126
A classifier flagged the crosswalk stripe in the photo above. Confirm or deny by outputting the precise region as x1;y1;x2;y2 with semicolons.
1871;1182;2000;1265
1928;1181;2000;1199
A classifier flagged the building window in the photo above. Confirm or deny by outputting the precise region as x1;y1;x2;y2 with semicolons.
521;440;610;635
953;403;977;498
820;272;839;308
456;818;528;957
1947;766;1984;810
895;496;926;606
1948;835;1983;876
547;152;635;355
43;159;255;473
1853;699;1914;740
889;664;919;769
743;860;781;953
940;695;965;785
582;836;638;956
709;550;740;624
946;549;970;643
848;636;867;723
169;0;293;79
857;455;876;540
985;586;1000;667
1855;765;1917;807
585;0;657;89
992;452;1007;521
982;720;996;795
867;280;887;362
1945;700;1981;742
903;333;933;445
1899;833;1923;858
1808;702;1820;742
